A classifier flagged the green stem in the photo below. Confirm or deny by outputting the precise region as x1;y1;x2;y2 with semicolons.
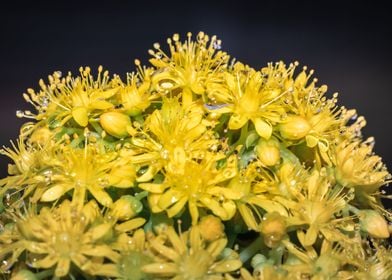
35;269;54;280
233;122;249;147
239;236;265;263
135;191;148;201
347;204;360;214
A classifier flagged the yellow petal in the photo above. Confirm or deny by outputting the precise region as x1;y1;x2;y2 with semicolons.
41;184;70;202
90;87;119;100
302;225;318;246
166;197;188;217
142;263;178;275
72;107;89;127
228;113;248;130
253;118;272;139
189;200;199;225
207;187;242;200
86;223;112;241
247;196;288;217
212;259;242;273
31;255;58;268
138;183;166;193
90;100;114;110
158;189;184;210
238;204;258;231
200;196;227;220
82;245;120;262
88;186;113;207
55;257;71;277
207;238;227;258
92;264;119;277
222;200;237;220
149;239;180;262
115;217;146;232
305;135;318;148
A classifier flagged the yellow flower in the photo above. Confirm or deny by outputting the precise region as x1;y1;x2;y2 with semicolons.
0;222;25;274
282;239;348;279
131;97;218;181
333;138;390;192
14;200;120;278
277;64;359;165
280;169;351;246
225;163;288;231
142;225;242;279
39;143;135;209
23;66;118;128
140;155;238;225
149;32;229;105
114;68;155;116
93;229;154;279
0;135;59;208
206;62;286;139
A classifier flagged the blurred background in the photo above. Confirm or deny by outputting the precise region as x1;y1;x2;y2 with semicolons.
0;1;391;206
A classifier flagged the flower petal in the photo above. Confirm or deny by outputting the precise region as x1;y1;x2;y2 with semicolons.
72;106;89;127
253;118;272;139
228;113;248;130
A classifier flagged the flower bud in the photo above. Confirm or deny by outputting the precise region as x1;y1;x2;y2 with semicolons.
11;269;38;280
359;210;390;239
198;215;225;242
109;165;136;188
110;195;143;221
260;212;287;248
82;200;100;224
255;138;280;166
279;115;311;140
100;112;132;139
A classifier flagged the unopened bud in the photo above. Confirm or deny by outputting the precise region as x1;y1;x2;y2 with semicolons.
255;138;280;166
11;269;38;280
279;115;310;140
100;112;132;139
110;195;142;221
359;210;390;239
198;215;225;242
260;212;287;248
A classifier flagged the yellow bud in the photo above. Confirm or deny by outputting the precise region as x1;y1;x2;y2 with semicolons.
29;127;52;145
260;212;287;248
255;138;280;166
109;165;136;188
100;112;132;139
359;210;390;239
82;200;100;224
11;269;38;280
198;215;225;242
110;195;143;221
279;115;311;140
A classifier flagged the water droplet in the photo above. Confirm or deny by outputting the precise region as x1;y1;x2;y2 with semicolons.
213;40;222;50
161;149;169;159
16;110;24;118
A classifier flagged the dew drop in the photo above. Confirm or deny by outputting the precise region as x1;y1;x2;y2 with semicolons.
16;110;25;118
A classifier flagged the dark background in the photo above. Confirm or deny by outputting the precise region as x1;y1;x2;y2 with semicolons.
0;1;391;207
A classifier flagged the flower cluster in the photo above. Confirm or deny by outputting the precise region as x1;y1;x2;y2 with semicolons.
1;32;391;279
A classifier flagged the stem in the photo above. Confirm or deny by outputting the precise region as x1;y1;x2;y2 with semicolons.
135;191;148;201
233;122;249;147
347;204;360;214
35;269;54;280
239;236;265;263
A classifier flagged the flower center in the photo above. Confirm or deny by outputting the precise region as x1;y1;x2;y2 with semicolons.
179;249;212;279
